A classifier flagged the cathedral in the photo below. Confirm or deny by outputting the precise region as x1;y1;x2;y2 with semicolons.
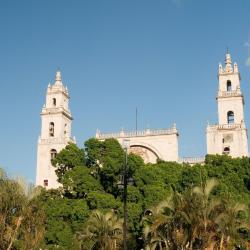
36;52;249;189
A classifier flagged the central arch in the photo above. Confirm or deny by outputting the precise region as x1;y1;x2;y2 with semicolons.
128;142;162;163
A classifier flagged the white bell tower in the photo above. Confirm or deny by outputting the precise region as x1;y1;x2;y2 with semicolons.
206;52;248;157
36;71;75;188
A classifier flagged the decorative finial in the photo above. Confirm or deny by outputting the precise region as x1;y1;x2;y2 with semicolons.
56;71;61;80
218;63;223;74
225;49;233;73
55;70;62;85
234;62;239;73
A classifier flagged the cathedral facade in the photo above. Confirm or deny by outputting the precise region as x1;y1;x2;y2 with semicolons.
36;52;249;189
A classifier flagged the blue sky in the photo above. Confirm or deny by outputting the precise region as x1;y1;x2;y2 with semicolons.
1;0;250;182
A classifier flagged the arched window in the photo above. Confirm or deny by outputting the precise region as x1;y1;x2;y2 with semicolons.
50;149;57;160
227;80;232;91
49;122;54;137
223;147;230;155
227;111;234;124
53;98;56;106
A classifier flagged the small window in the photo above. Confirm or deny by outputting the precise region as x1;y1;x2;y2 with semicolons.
53;98;56;106
50;149;57;160
64;124;67;135
223;147;230;155
227;111;234;124
49;122;54;137
44;179;48;187
227;80;232;91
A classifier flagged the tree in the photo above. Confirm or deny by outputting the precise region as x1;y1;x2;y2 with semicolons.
215;201;250;249
61;166;103;198
0;172;45;250
142;198;173;250
78;210;123;250
52;142;85;182
41;194;89;249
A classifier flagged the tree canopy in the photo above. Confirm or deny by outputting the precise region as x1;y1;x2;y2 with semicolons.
1;138;250;249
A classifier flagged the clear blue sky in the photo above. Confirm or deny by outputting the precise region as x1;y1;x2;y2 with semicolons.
1;0;250;182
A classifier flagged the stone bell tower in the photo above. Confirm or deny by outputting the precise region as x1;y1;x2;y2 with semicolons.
206;52;248;157
36;71;75;188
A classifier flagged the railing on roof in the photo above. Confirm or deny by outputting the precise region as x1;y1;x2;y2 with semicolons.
178;157;205;164
207;123;244;130
96;126;178;139
217;90;242;98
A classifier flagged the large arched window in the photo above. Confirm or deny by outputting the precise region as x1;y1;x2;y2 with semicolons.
227;80;232;91
49;122;54;137
50;149;57;160
227;111;234;124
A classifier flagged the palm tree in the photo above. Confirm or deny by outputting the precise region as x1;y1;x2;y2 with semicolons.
215;202;250;250
142;179;250;250
0;175;26;250
142;197;175;250
0;173;45;250
142;195;192;250
192;178;222;249
78;210;123;250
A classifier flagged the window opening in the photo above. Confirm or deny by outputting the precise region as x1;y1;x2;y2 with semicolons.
223;147;230;155
44;179;48;187
53;98;56;106
50;149;57;160
64;124;67;135
49;122;54;137
227;80;232;91
227;111;234;124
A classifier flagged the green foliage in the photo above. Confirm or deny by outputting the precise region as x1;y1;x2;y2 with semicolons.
0;171;45;250
205;154;250;203
2;142;250;249
52;142;85;182
86;191;121;211
84;138;103;167
78;210;123;250
142;179;250;250
84;138;125;195
98;139;125;194
61;166;103;198
43;196;89;248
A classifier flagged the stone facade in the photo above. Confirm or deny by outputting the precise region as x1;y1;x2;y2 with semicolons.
96;126;179;163
206;53;248;157
36;71;75;189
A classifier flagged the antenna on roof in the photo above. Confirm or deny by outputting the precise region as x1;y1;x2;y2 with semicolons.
136;107;138;135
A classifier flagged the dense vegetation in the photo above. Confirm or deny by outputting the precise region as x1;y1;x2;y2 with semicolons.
0;138;250;249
